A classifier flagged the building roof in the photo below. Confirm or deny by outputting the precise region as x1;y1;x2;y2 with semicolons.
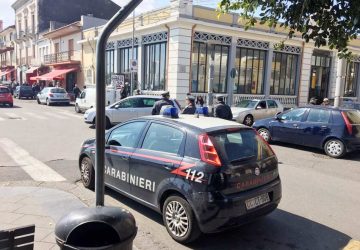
43;21;82;39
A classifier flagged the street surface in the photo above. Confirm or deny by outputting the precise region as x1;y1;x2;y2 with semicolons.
0;99;359;250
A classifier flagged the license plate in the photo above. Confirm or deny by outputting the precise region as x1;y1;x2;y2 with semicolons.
245;193;270;210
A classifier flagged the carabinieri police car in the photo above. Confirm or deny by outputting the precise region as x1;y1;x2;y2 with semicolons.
78;107;282;243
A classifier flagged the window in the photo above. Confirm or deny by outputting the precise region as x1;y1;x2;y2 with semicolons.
271;52;299;95
142;123;184;154
344;61;359;97
68;39;74;56
118;47;138;74
306;109;331;123
279;108;307;121
142;98;157;107
257;101;267;109
143;42;167;91
267;100;278;108
343;110;360;124
234;48;266;94
191;42;229;93
105;49;115;85
114;98;142;109
80;91;86;99
108;121;146;148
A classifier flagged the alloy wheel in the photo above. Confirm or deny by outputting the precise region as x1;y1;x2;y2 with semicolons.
326;140;343;157
244;115;253;126
258;128;270;142
81;160;90;185
165;201;189;238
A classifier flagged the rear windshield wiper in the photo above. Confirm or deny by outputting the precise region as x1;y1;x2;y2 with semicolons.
230;155;256;164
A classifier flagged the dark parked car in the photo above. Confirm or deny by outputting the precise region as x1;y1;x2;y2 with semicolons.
14;85;34;99
253;106;360;158
79;108;281;243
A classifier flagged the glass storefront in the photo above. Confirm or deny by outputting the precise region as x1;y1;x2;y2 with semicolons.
191;41;229;93
105;49;115;85
309;52;331;99
143;42;167;91
344;61;359;97
234;48;266;94
270;52;299;95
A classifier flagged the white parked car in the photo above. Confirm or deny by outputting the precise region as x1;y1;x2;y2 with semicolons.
84;95;181;128
75;87;116;113
231;99;284;126
37;87;70;106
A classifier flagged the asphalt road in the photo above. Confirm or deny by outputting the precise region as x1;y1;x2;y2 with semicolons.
0;98;359;250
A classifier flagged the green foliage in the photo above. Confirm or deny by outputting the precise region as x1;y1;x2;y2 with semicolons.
217;0;360;59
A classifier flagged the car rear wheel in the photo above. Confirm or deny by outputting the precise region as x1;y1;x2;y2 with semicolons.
243;115;254;126
258;128;271;142
163;195;201;243
46;98;51;106
80;157;95;190
324;139;345;158
75;104;81;113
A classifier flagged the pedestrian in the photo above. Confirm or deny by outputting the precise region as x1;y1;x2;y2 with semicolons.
322;98;330;106
152;91;175;115
120;85;128;99
134;89;141;95
309;97;318;105
214;95;233;120
73;84;81;99
196;96;204;107
182;95;196;114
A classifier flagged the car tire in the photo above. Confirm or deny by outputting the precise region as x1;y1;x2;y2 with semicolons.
105;117;111;129
37;98;41;104
162;195;201;244
324;139;345;158
75;104;81;113
258;128;271;142
46;98;51;106
243;115;254;126
80;157;95;190
18;95;21;99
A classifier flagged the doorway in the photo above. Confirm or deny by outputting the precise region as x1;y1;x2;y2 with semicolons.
309;52;331;101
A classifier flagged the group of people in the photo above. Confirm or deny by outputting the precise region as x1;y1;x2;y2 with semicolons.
309;97;331;106
151;91;233;120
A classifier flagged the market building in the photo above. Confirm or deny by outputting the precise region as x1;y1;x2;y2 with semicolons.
81;0;360;107
0;25;16;82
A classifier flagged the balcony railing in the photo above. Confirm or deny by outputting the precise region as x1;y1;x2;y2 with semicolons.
43;50;80;64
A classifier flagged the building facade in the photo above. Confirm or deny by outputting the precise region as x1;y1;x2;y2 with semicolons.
0;25;16;81
81;0;360;107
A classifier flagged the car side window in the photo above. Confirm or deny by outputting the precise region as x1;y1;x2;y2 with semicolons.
257;101;267;109
107;121;146;148
142;98;157;107
117;98;142;108
267;100;278;108
280;108;307;122
142;123;184;155
80;91;86;98
306;109;331;123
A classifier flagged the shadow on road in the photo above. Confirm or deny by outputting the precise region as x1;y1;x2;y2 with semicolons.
0;105;21;109
106;188;351;250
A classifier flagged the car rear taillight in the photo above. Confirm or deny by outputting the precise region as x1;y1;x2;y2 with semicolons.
341;112;353;135
255;129;275;155
198;134;221;167
49;93;54;97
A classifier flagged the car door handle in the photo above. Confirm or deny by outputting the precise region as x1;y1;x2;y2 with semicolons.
121;155;130;161
163;162;174;170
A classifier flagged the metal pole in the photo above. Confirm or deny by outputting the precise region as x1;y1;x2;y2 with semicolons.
334;58;345;107
130;11;135;95
95;0;143;207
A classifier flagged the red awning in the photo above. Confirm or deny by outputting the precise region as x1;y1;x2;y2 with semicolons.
30;68;77;81
0;69;15;77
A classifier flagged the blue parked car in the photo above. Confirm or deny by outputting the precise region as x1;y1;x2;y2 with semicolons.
253;106;360;158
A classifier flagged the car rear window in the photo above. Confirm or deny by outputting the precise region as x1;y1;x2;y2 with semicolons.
210;129;274;163
21;86;32;90
50;88;66;93
0;88;10;93
343;110;360;124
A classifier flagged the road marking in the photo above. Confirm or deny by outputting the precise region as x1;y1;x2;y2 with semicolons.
57;111;83;119
4;112;27;120
24;112;47;120
0;138;66;182
343;240;360;250
42;111;69;120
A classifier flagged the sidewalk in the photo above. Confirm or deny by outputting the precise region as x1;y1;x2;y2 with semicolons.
0;186;86;249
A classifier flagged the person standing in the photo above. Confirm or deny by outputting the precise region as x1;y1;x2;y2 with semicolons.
73;84;81;99
321;98;330;106
182;95;196;114
196;96;204;107
152;91;174;115
214;95;233;120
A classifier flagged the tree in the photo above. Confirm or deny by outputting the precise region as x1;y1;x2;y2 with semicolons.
217;0;360;59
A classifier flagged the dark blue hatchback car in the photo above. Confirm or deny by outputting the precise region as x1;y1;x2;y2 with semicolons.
253;106;360;158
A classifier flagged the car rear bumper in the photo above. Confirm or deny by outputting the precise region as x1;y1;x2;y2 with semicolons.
344;138;360;152
191;177;281;233
48;98;70;103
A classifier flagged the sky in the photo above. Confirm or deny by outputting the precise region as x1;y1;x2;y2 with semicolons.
0;0;220;29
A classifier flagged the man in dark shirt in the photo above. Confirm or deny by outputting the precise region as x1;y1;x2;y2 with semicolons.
73;84;81;99
214;95;233;120
152;91;174;115
182;95;196;114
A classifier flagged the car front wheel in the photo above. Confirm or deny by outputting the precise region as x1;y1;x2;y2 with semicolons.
75;104;81;113
258;128;271;142
37;98;41;104
46;98;51;106
243;115;254;126
163;195;201;243
324;139;345;158
80;157;95;189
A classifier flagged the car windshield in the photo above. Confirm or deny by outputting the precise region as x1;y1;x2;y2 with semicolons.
21;86;32;90
50;88;66;93
344;110;360;124
236;100;257;108
0;88;10;93
210;129;274;163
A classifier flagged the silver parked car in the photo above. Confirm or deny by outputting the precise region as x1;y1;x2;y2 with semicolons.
37;87;70;106
231;99;284;126
84;95;181;129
